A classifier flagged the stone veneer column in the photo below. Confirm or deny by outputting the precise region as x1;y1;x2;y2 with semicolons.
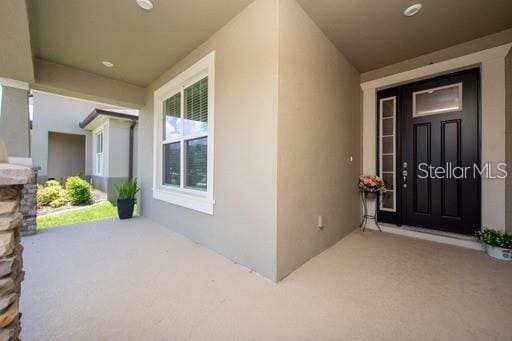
20;168;38;236
0;163;33;340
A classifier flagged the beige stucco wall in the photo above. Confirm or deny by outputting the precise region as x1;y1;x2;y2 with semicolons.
47;132;86;180
0;0;34;83
107;119;131;178
34;59;145;109
276;0;360;279
361;28;512;83
0;86;30;157
138;0;279;280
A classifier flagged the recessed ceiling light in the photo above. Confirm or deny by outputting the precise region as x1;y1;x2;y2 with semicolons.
102;61;114;68
403;4;422;17
136;0;153;10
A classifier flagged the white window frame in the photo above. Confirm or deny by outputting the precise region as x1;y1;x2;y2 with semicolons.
379;96;396;212
153;51;215;215
94;129;104;176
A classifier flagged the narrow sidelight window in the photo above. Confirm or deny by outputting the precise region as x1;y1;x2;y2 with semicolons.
379;97;396;211
95;131;103;175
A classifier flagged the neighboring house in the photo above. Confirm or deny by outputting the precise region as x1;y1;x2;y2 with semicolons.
0;0;511;282
79;109;138;200
31;91;138;200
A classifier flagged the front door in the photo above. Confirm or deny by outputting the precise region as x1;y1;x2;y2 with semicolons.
377;69;481;235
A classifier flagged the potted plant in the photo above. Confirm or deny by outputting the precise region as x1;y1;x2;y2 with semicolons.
115;179;139;219
475;228;512;261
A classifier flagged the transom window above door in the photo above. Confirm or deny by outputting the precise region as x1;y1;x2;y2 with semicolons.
153;51;215;215
413;83;462;117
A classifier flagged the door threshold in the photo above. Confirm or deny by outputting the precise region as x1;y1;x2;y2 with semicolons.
366;222;484;251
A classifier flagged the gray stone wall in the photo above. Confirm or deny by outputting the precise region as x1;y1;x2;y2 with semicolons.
20;168;38;236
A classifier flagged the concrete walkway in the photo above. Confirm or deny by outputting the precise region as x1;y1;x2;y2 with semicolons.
21;218;512;340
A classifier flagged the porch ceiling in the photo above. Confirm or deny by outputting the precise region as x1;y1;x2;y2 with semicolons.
297;0;512;72
28;0;254;87
25;0;512;88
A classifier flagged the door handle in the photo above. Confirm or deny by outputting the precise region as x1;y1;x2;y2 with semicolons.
402;170;408;188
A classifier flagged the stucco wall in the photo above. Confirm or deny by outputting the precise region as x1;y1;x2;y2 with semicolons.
361;28;512;83
107;119;131;178
32;91;119;180
0;86;30;157
276;0;360;279
47;132;86;180
138;0;279;280
104;118;133;201
34;59;145;109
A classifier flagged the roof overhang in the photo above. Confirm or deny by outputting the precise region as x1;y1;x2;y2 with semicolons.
79;108;138;131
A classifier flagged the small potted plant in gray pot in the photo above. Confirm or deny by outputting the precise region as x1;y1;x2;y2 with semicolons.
115;179;139;220
475;228;512;261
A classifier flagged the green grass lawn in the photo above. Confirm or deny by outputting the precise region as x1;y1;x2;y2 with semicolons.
37;201;119;229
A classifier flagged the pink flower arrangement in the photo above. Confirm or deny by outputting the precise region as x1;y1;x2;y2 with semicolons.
359;175;386;193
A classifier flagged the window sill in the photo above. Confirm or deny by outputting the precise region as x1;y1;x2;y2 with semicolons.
152;188;214;215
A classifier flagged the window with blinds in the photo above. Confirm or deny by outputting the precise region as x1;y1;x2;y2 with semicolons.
154;51;214;214
164;93;181;141
162;76;208;191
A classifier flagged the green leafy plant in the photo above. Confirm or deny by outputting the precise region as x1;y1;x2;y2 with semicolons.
65;176;92;205
45;180;61;187
37;180;68;208
49;196;69;208
475;228;512;249
115;179;140;200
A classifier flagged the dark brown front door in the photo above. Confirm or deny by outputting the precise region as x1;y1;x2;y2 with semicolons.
400;69;480;235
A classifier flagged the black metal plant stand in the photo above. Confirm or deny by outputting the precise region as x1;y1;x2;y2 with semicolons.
359;190;382;232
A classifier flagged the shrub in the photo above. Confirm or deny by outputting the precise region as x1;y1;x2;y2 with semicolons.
37;180;68;208
115;179;140;200
49;196;69;208
65;176;92;205
475;228;512;249
45;180;61;187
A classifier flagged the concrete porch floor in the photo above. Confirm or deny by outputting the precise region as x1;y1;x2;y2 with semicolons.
21;217;512;340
